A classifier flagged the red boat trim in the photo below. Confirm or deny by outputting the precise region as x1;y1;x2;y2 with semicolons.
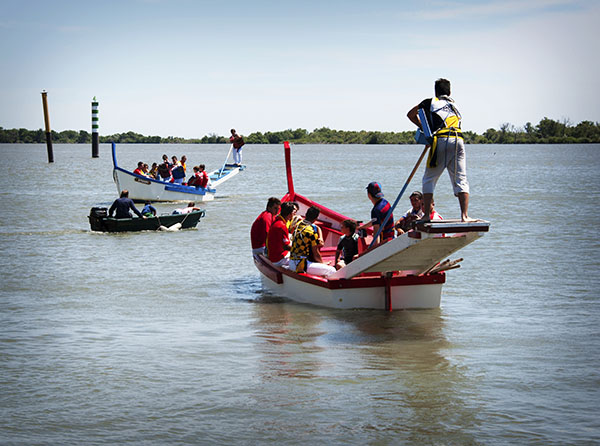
254;254;445;289
384;273;392;311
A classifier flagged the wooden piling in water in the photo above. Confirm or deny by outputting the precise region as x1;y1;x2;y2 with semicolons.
91;97;99;158
41;90;54;163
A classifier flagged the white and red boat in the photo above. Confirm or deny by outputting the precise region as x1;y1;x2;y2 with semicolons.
253;142;490;311
112;143;244;202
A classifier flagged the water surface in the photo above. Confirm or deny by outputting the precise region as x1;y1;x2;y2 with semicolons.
1;143;599;445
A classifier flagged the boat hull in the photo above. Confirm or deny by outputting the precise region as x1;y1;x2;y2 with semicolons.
113;168;215;202
89;208;205;232
254;254;444;310
111;142;243;202
251;141;490;311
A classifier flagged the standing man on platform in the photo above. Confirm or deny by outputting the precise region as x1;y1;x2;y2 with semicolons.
407;78;472;222
230;129;245;166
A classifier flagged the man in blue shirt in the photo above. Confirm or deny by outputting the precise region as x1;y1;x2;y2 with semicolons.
358;182;394;244
109;190;145;219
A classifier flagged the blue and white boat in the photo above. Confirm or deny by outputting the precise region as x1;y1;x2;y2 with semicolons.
111;142;245;202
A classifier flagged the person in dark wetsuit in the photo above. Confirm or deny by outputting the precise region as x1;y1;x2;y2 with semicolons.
109;190;145;219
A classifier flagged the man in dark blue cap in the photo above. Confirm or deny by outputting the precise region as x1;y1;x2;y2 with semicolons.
357;182;394;244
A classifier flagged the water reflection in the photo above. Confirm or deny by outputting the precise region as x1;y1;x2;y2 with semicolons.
250;294;482;443
251;296;325;379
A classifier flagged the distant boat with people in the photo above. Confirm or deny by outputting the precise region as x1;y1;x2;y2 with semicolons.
88;206;205;232
253;142;490;310
111;142;245;202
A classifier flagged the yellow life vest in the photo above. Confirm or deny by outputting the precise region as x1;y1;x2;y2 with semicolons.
426;97;463;168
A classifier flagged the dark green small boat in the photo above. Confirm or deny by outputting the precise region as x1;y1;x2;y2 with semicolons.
88;207;206;232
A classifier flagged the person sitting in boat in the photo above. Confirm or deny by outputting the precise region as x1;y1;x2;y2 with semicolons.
171;163;186;184
149;162;159;180
158;157;172;182
286;203;300;231
188;165;209;188
251;197;281;255
230;129;245;166
358;182;395;245
172;202;201;215
109;190;146;219
141;201;157;217
133;161;145;177
424;198;443;221
395;191;425;235
289;206;336;277
335;219;359;270
180;155;187;174
266;202;296;268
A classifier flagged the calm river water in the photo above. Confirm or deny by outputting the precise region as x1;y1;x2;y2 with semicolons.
1;143;599;445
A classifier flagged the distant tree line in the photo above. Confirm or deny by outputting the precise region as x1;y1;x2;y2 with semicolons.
1;117;599;144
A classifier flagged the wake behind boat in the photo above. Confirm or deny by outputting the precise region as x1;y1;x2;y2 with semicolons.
253;142;490;311
111;142;245;202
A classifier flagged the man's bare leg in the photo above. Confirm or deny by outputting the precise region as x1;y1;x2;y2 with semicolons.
458;192;475;222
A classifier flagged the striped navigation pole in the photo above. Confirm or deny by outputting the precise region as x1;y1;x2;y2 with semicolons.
91;96;99;158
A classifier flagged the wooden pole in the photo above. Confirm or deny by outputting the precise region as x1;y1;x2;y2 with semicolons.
369;145;429;248
91;97;99;158
41;90;54;163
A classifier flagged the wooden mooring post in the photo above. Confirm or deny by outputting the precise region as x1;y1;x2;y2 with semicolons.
41;90;54;163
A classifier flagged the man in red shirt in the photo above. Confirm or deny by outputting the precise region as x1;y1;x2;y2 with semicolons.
133;161;145;176
251;197;281;255
266;202;296;267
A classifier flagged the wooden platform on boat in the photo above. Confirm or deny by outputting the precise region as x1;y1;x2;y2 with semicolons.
414;219;491;234
328;220;490;280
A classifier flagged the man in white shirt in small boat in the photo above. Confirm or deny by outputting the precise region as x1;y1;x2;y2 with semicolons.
172;202;201;215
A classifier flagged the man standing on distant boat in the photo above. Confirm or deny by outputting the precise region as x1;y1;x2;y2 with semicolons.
230;129;245;166
407;78;472;222
109;190;146;219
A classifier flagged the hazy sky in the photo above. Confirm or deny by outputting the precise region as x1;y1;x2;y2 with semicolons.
1;0;598;138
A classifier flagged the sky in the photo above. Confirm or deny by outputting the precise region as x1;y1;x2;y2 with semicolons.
1;0;599;138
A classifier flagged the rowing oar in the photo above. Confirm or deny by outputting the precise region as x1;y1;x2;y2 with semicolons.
218;144;234;177
369;145;429;248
